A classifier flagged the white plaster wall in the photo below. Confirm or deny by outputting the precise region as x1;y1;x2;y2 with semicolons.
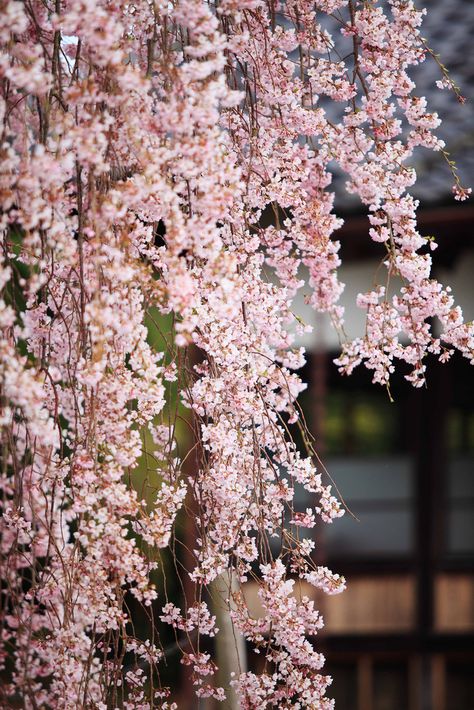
290;253;474;352
437;252;474;328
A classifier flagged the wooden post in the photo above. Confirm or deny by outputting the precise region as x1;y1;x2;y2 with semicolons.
431;655;445;710
358;655;373;710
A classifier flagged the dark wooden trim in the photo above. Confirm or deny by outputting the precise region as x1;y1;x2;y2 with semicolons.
336;204;474;266
321;634;474;654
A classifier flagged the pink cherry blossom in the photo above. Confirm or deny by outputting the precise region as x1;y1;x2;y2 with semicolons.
1;0;471;706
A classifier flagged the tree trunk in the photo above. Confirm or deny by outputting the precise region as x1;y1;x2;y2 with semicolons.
210;571;247;710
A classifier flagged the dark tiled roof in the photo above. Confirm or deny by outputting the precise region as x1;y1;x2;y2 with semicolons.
410;0;474;203
331;0;474;210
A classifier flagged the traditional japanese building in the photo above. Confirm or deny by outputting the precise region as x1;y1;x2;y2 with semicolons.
244;0;474;706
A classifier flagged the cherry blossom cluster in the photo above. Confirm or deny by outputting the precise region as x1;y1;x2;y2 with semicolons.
0;0;471;707
229;559;344;707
